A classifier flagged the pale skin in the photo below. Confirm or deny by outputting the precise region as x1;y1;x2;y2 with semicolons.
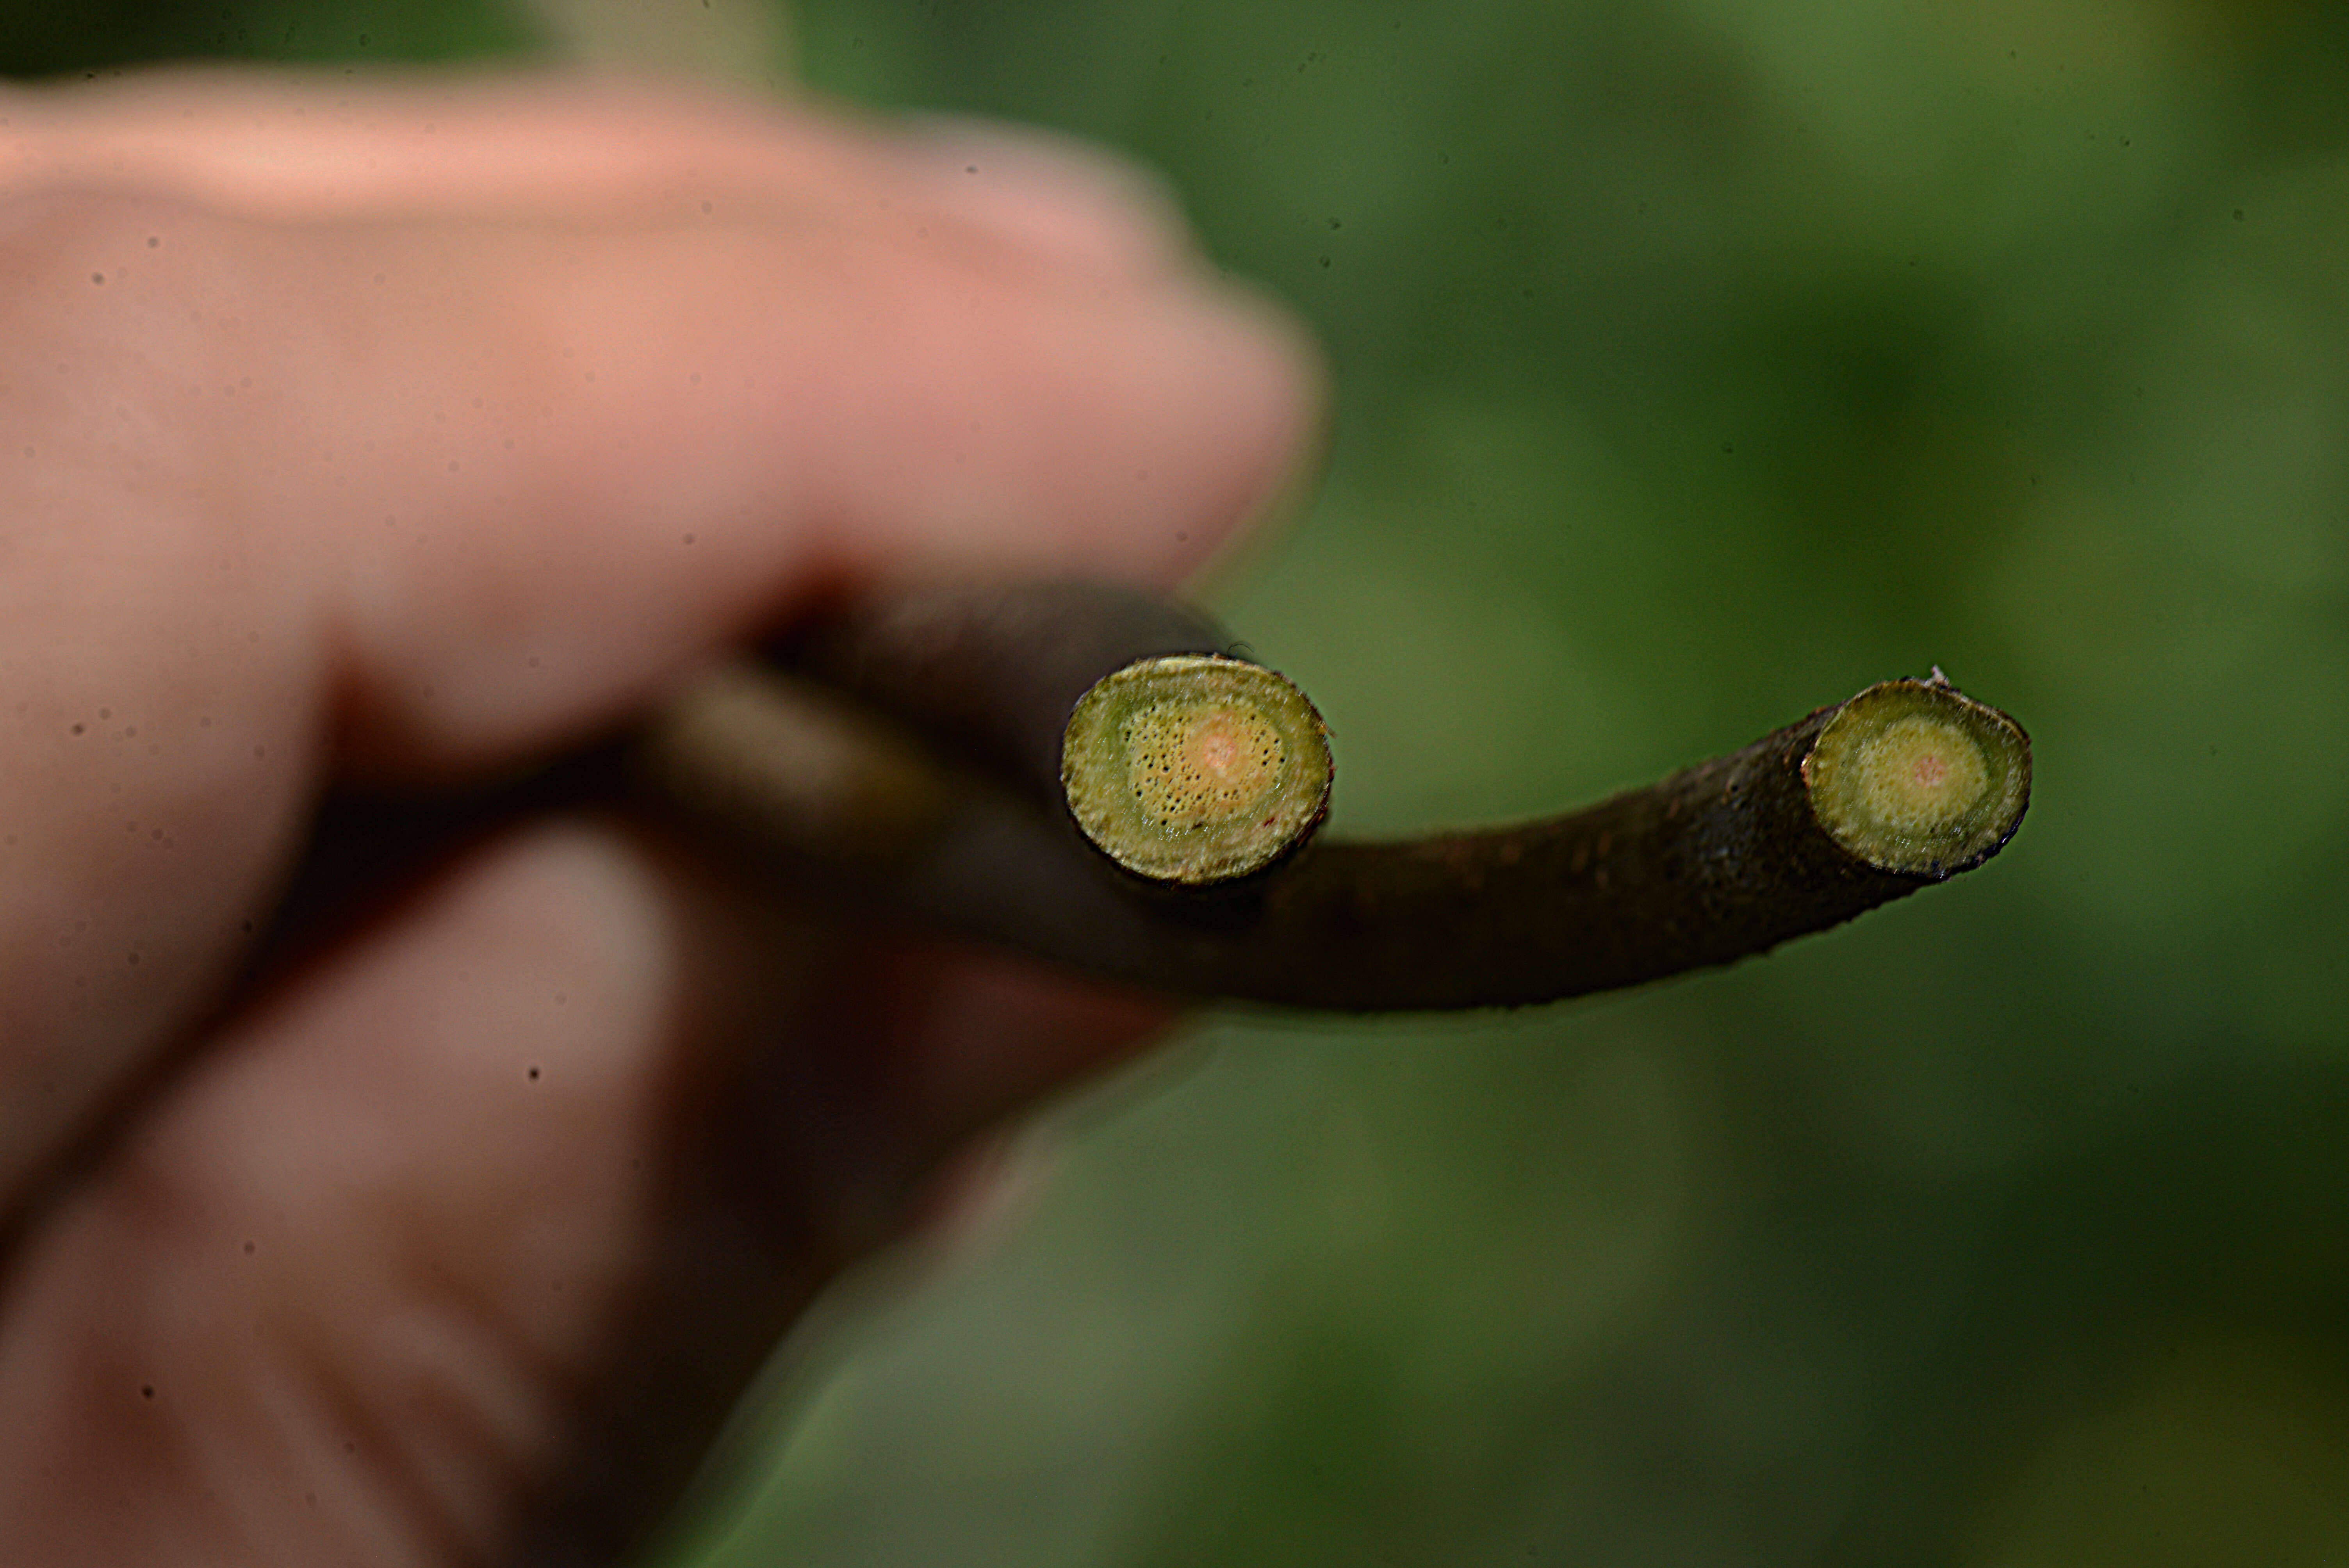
0;69;1317;1564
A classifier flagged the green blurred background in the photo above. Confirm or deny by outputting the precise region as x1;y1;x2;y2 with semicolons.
13;1;2347;1562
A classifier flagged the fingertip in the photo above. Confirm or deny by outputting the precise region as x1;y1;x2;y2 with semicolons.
901;116;1199;280
1171;275;1329;578
1069;271;1326;588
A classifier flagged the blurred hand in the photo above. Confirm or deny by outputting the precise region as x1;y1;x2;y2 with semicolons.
0;69;1316;1564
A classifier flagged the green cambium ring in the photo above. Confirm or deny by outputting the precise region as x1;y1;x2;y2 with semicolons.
1060;654;1333;885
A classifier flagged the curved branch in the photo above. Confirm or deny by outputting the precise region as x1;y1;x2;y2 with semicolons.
278;582;2029;1012
626;590;2032;1009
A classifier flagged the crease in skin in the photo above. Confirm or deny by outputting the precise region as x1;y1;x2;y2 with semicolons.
0;826;692;1566
0;1146;443;1566
199;1343;438;1568
346;1293;554;1566
246;1354;433;1568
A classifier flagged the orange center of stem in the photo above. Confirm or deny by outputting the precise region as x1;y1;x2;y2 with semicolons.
1193;720;1241;774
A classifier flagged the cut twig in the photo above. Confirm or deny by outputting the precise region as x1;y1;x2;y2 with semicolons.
622;583;2032;1010
271;582;2027;1011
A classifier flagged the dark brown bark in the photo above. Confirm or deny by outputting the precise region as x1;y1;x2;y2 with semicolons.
631;670;2026;1010
271;583;2030;1013
780;580;1229;804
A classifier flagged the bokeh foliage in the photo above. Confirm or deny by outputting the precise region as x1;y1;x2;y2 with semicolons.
11;2;2347;1564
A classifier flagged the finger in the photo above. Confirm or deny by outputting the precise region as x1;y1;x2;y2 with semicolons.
0;819;1168;1565
2;67;1191;275
0;78;1319;1206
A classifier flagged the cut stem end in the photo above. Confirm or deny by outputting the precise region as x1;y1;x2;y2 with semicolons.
1802;677;2031;878
1061;654;1332;886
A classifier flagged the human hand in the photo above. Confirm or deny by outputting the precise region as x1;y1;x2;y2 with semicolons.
0;69;1316;1564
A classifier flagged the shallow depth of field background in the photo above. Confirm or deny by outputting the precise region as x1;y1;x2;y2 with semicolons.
14;2;2348;1563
